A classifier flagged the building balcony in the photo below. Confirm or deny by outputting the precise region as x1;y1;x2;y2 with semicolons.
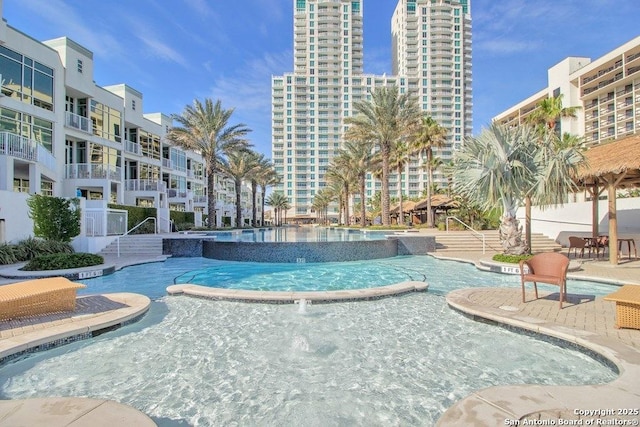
65;163;121;181
0;131;57;171
162;158;172;168
124;179;167;192
168;189;191;199
125;140;141;155
65;111;93;134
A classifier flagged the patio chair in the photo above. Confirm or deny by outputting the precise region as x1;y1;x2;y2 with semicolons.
519;252;570;309
594;235;609;258
568;236;590;258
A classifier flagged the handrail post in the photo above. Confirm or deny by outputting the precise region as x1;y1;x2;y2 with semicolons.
446;215;486;254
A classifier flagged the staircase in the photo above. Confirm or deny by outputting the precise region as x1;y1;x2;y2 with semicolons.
433;230;563;254
99;234;164;257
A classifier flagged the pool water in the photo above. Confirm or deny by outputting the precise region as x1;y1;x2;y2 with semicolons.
207;227;388;242
0;256;620;426
76;256;616;300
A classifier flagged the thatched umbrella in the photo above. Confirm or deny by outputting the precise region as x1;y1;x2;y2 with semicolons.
574;134;640;264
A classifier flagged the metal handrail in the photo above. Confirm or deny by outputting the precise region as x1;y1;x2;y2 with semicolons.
445;216;486;254
117;217;157;257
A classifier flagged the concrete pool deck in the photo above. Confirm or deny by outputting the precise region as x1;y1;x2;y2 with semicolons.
0;250;639;425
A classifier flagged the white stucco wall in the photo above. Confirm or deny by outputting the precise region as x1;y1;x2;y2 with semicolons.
0;190;33;243
516;197;640;248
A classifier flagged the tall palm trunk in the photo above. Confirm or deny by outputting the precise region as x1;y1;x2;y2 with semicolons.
235;181;243;227
426;149;434;228
397;164;404;226
359;176;366;228
261;188;267;226
381;143;391;226
207;167;217;229
251;182;258;227
343;183;350;226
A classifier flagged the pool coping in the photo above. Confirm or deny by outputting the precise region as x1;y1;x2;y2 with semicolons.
0;292;154;426
166;280;429;303
0;292;151;362
437;287;640;426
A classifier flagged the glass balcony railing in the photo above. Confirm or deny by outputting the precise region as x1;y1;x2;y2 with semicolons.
65;111;92;134
65;163;121;181
124;179;166;192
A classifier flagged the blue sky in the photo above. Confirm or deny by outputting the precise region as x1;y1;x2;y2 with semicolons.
3;0;639;156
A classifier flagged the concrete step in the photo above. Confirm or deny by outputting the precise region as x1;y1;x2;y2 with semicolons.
434;231;562;253
99;234;164;256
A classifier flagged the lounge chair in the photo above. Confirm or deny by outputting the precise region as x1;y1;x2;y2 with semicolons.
0;277;86;321
519;253;570;309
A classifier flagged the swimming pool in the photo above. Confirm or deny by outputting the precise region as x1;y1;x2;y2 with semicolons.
75;255;616;299
0;256;620;426
202;227;389;242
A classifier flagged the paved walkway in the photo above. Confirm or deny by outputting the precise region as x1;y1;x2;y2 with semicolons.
431;251;640;426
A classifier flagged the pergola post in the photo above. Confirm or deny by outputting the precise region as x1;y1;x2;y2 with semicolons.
607;179;618;265
589;182;599;243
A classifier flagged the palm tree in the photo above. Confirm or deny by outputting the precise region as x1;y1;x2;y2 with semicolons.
525;131;585;251
339;138;376;228
345;86;421;226
222;149;260;228
266;192;289;226
527;94;580;133
167;98;251;228
326;161;354;226
453;123;585;254
388;140;412;225
247;152;272;227
413;116;447;227
312;189;333;225
255;161;280;227
452;123;537;254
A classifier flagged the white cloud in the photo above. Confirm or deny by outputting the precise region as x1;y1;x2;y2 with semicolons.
18;0;125;60
476;38;540;55
208;50;292;113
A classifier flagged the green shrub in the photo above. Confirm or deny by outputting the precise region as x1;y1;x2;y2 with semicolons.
170;211;195;227
27;195;81;242
0;243;18;265
492;253;533;264
108;204;157;233
0;238;75;265
21;253;104;271
13;237;73;261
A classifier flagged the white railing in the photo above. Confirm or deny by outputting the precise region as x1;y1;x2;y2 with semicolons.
65;163;122;181
125;140;141;155
0;131;57;171
65;111;92;134
193;195;207;203
124;179;167;192
446;216;486;254
162;158;172;168
117;217;156;257
85;208;128;237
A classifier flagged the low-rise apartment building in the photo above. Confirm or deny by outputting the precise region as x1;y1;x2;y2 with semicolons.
0;9;259;245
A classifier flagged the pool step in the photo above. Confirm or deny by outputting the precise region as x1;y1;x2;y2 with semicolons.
99;234;164;256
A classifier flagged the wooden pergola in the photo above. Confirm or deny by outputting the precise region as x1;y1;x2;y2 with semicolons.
574;134;640;265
